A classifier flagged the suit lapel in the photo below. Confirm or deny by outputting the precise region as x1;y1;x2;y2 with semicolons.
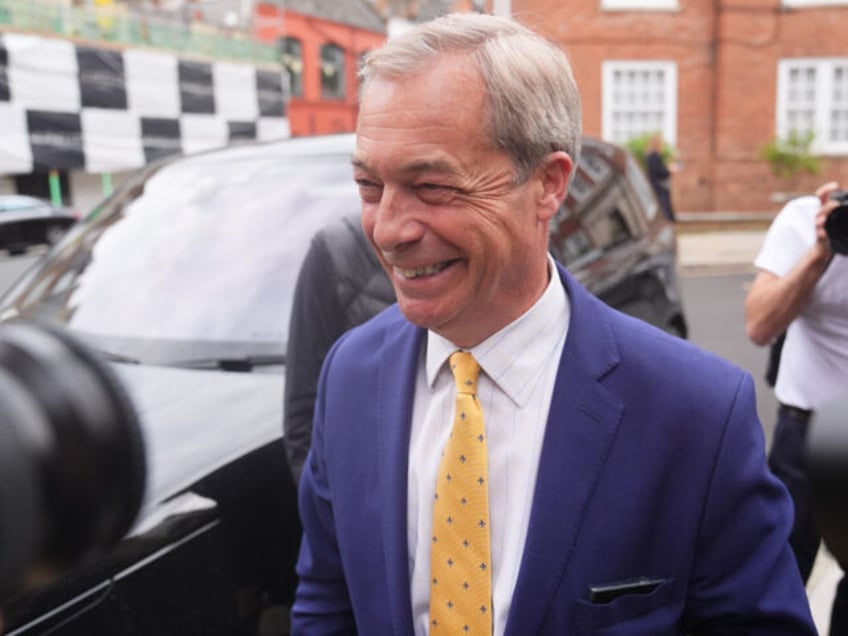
376;313;424;635
506;264;624;635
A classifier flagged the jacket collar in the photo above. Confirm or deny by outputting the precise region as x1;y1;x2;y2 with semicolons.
505;262;623;635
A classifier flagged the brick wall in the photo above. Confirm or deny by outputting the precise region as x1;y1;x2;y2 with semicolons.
515;0;848;214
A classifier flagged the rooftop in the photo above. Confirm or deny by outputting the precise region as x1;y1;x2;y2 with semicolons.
273;0;386;33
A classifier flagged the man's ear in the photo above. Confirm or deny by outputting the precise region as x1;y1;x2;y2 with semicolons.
536;151;573;222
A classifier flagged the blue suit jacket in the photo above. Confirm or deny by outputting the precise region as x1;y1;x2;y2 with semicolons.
293;263;815;635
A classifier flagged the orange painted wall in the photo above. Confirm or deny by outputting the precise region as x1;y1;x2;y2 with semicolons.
255;4;385;137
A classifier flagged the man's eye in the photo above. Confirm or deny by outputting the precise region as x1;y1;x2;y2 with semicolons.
356;180;383;203
416;184;457;204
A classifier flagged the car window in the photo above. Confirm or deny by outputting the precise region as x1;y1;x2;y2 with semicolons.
0;195;44;213
588;204;633;251
0;148;360;365
549;142;644;265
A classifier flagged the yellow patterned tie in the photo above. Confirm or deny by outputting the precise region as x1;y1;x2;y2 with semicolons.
429;350;492;634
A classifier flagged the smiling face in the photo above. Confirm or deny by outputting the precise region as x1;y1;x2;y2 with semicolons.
353;54;571;348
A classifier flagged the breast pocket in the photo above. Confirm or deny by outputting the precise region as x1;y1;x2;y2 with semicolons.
573;578;679;635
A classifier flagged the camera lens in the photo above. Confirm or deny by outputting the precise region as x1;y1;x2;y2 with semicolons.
0;321;146;599
826;190;848;256
825;204;848;256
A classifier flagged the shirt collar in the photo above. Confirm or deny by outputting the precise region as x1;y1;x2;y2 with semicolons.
425;255;570;407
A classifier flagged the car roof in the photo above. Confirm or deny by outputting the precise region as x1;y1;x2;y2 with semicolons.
0;194;47;206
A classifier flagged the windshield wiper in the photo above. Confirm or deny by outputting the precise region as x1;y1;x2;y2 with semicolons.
164;354;286;372
96;349;141;365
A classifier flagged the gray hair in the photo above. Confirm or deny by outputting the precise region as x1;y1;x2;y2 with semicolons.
359;12;582;183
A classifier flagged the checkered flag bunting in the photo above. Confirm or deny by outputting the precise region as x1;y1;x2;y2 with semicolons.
0;31;290;174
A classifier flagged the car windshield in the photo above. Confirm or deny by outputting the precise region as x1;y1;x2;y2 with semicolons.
0;141;360;366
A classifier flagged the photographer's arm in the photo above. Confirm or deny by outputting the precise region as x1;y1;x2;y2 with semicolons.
745;246;831;346
745;183;839;346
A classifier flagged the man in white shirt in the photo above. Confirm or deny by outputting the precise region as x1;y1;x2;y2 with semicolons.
746;181;848;634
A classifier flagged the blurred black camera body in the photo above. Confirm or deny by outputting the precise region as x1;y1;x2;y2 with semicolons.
826;189;848;256
808;396;848;566
0;321;145;601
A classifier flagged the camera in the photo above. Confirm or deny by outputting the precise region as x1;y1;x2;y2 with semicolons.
0;320;146;601
826;189;848;256
807;395;848;565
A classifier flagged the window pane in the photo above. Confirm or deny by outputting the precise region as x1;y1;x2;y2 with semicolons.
785;64;817;136
779;58;848;150
830;65;848;142
607;64;672;143
279;37;303;97
320;44;346;100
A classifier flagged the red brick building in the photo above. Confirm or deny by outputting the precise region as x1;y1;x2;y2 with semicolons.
254;1;386;137
254;0;847;213
510;0;848;214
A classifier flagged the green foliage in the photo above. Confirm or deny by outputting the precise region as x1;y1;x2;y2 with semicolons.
760;131;821;179
623;132;676;172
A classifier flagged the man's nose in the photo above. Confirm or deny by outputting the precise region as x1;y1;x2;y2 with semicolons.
372;186;424;252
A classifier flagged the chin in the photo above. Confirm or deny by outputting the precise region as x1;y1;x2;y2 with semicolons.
396;299;446;332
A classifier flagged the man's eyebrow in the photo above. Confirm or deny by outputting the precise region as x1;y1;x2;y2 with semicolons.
401;159;456;176
350;156;457;176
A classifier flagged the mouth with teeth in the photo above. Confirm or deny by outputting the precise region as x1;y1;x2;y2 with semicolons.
394;259;458;280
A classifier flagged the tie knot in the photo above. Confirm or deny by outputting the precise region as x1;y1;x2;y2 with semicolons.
449;350;480;395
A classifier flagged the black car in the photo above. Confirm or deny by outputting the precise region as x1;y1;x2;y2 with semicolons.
0;195;79;255
0;133;687;635
549;136;687;338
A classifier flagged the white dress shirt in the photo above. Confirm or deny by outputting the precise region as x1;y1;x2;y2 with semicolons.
408;257;570;636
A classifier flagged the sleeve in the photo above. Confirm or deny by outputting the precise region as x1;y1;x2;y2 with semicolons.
754;196;817;277
283;233;348;485
683;373;817;635
291;337;358;634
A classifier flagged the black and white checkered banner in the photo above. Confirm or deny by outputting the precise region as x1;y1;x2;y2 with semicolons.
0;32;290;175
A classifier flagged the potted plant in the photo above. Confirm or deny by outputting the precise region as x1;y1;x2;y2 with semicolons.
624;132;676;172
760;131;822;201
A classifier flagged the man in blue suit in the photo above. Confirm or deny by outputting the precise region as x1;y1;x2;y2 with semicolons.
292;12;815;635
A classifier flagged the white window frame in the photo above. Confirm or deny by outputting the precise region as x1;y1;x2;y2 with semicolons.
776;57;848;156
602;60;677;147
601;0;678;10
781;0;847;8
